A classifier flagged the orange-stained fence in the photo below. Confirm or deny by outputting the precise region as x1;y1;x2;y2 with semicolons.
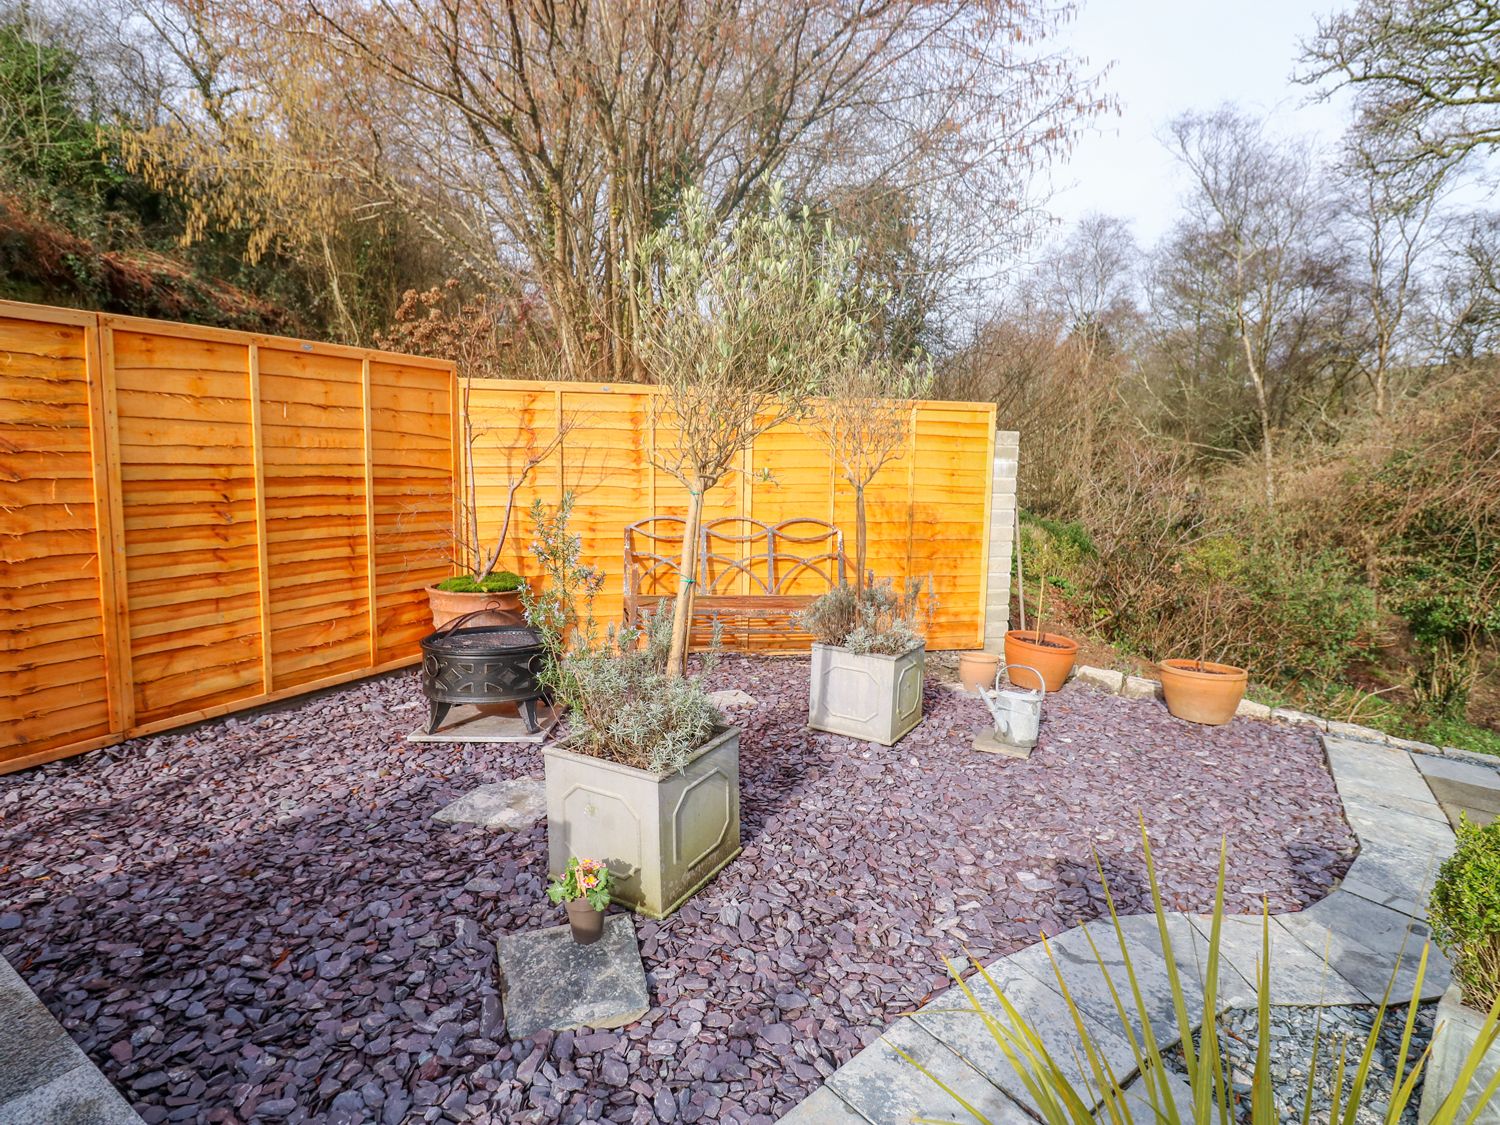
460;381;1003;652
0;301;453;774
1;300;1014;774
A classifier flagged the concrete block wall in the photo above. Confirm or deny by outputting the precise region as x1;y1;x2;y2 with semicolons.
982;431;1019;652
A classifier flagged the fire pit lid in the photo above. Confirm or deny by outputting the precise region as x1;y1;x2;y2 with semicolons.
422;625;543;656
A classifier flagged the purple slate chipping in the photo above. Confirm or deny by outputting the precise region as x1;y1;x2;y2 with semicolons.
0;658;1355;1123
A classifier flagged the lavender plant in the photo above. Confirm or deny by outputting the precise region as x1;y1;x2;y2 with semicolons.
553;610;723;774
793;576;931;655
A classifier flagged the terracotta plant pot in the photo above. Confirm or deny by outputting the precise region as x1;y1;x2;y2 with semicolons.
564;898;605;945
1158;659;1248;725
425;584;524;630
1002;630;1079;693
957;651;1001;692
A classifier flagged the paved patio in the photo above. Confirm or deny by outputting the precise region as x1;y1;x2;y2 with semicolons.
0;659;1360;1123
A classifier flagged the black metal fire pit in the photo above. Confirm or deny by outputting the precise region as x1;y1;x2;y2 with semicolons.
419;615;548;735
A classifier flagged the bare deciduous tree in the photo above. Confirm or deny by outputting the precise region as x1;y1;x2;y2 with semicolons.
1304;0;1500;194
1164;108;1338;508
136;0;1103;374
1338;138;1447;418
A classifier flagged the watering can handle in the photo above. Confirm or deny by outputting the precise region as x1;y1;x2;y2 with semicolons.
994;663;1046;700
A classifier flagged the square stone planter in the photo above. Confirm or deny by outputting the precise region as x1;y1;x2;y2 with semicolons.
542;726;741;920
1419;984;1500;1123
808;643;925;746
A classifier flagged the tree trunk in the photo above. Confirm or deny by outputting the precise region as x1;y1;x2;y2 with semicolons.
1240;326;1276;509
853;482;868;596
666;484;705;677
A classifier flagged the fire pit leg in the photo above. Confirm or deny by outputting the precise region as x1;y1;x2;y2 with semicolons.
426;700;452;735
519;698;541;735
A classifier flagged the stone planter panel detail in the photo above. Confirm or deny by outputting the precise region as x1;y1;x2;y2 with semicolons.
808;644;925;745
543;727;741;919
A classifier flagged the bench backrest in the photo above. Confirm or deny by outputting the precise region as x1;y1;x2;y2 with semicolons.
624;516;846;599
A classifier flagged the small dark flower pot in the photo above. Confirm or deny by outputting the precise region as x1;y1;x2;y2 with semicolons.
565;899;604;945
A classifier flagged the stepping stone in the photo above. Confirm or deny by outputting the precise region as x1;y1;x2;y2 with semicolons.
706;689;757;710
407;703;558;745
433;776;546;830
824;1019;1032;1125
1278;890;1450;1004
1414;753;1500;829
971;728;1033;759
495;915;649;1040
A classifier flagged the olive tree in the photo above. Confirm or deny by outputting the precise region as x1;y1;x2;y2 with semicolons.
633;182;861;675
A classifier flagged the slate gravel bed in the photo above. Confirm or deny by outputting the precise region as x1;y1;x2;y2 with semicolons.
0;658;1356;1124
1182;1002;1436;1123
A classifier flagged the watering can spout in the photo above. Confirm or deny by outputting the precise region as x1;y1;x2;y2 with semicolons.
973;663;1045;751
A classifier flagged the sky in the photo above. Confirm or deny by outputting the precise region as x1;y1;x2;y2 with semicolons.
1043;0;1353;248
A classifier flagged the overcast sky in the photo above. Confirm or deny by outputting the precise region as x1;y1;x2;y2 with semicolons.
1042;0;1352;248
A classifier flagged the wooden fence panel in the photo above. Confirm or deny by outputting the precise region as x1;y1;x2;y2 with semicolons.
368;358;453;664
112;327;263;724
0;310;114;765
464;383;999;654
0;302;455;773
1;298;999;773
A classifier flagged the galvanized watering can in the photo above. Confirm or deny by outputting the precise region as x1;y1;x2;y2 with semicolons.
973;663;1045;750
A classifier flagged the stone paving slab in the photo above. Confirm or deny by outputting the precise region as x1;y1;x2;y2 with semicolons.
1414;753;1500;829
706;688;758;710
0;956;141;1124
1335;776;1450;825
822;1019;1032;1125
971;728;1033;759
910;956;1137;1113
1278;889;1450;1004
774;1086;869;1123
1094;1068;1196;1122
1181;914;1368;1008
1005;913;1222;1048
406;703;558;744
495;915;649;1040
432;775;546;829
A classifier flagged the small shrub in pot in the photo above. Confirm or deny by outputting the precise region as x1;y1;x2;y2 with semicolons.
796;578;930;745
541;611;741;919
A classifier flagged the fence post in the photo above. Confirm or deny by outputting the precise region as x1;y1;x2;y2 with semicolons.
85;320;134;737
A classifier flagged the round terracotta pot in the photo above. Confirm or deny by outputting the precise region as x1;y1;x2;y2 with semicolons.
957;651;1001;692
1003;630;1079;693
564;898;605;945
425;584;524;630
1158;659;1248;726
